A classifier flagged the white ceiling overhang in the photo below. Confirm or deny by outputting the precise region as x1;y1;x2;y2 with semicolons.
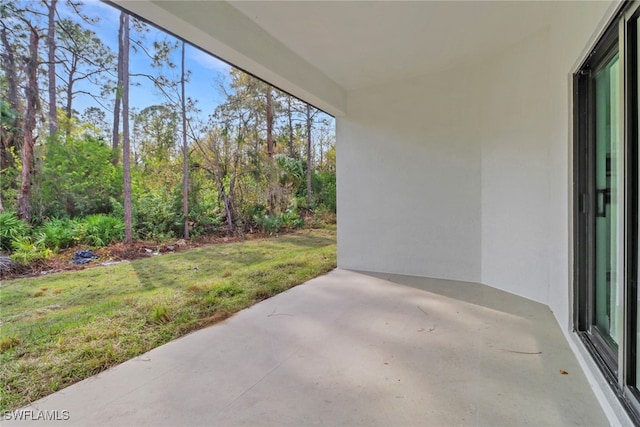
111;1;562;117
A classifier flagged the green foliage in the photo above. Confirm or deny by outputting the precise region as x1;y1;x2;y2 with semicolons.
294;170;337;213
75;214;124;247
0;99;18;133
38;218;79;252
4;214;126;255
133;105;179;164
315;172;337;213
37;135;122;219
133;191;182;241
253;206;305;235
2;6;337;251
276;155;304;188
132;185;223;241
187;202;223;237
10;235;52;265
0;212;29;251
0;146;19;213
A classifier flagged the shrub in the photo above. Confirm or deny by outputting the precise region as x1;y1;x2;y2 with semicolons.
315;172;336;213
0;212;29;251
187;202;223;237
37;134;122;218
253;208;304;235
75;214;124;247
10;235;52;265
39;218;79;251
133;191;180;241
132;187;223;241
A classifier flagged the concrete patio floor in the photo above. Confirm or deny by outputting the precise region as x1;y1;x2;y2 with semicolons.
6;269;608;426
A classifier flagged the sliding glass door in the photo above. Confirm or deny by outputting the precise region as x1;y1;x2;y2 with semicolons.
594;51;621;355
575;3;640;421
575;27;621;375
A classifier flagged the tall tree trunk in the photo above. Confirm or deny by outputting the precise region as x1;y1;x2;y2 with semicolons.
121;13;132;244
287;97;295;158
306;103;312;207
221;189;234;233
266;87;274;157
47;0;58;138
112;18;124;165
265;87;278;212
18;29;40;222
65;66;74;135
181;41;189;239
213;167;234;233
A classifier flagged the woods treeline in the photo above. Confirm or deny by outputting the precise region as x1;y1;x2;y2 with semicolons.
0;1;336;262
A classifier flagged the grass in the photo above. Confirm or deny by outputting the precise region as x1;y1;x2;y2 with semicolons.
0;229;336;411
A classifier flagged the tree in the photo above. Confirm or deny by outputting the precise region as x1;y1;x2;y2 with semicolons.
133;104;178;164
38;134;121;217
0;103;15;212
0;12;24;173
121;12;132;244
129;24;193;237
305;103;315;207
266;86;274;157
112;15;124;164
181;41;189;239
17;23;40;222
196;127;239;233
45;0;57;137
56;18;115;134
285;96;296;158
81;106;109;140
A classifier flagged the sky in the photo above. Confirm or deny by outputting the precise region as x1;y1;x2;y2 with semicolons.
67;0;231;119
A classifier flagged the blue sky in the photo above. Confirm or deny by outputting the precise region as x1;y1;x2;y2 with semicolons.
70;0;231;118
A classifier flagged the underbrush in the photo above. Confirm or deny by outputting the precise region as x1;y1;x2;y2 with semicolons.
0;212;125;265
0;205;335;268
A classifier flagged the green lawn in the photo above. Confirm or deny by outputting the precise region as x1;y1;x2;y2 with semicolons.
0;229;336;411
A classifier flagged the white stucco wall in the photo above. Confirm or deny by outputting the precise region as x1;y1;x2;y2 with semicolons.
338;1;614;327
337;65;482;282
477;1;615;321
476;27;553;305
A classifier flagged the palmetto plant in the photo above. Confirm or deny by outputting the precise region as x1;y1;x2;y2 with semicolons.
75;214;124;247
10;234;52;264
0;212;29;251
39;218;79;251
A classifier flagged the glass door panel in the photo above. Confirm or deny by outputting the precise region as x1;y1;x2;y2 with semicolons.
594;52;621;351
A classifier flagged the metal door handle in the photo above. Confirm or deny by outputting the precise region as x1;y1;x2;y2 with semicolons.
596;188;610;217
